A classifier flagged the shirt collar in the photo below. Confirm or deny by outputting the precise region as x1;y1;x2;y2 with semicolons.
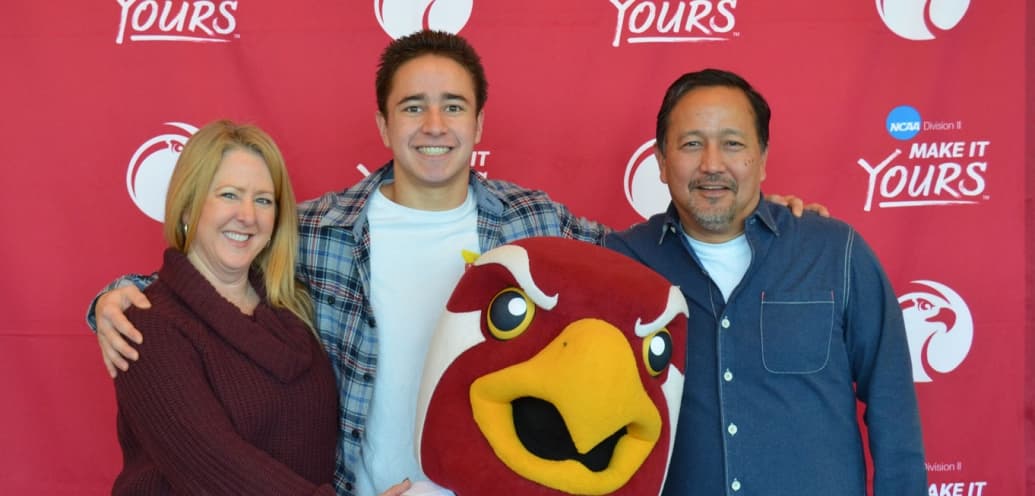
315;162;391;229
469;169;504;216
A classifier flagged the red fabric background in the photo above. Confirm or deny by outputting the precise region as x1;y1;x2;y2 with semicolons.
0;1;1028;494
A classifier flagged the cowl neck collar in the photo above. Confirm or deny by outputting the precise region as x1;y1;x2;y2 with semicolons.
158;248;314;382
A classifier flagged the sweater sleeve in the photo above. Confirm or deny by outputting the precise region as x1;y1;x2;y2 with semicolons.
114;307;335;496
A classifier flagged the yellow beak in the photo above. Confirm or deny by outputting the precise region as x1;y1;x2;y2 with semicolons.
470;318;662;495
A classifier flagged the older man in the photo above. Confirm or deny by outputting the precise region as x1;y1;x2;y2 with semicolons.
605;69;926;495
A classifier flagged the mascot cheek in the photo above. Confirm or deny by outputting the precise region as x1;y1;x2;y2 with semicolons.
414;237;687;496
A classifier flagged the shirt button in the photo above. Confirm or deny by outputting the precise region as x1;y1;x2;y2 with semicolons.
727;423;738;436
363;373;374;382
723;369;733;382
351;428;361;439
721;317;731;329
731;479;742;491
327;295;336;305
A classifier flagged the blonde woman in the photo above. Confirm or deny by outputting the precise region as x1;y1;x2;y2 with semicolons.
112;120;337;495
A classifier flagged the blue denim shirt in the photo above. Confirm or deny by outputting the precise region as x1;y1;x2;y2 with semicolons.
605;198;926;496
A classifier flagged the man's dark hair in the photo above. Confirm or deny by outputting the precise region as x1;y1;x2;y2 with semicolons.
376;30;488;116
655;68;770;151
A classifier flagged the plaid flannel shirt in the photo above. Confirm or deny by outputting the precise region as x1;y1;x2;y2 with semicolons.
296;162;609;495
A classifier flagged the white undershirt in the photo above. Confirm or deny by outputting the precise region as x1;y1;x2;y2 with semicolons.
685;233;751;302
356;185;477;496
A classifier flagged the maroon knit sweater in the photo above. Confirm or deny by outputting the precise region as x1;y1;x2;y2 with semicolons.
113;249;338;495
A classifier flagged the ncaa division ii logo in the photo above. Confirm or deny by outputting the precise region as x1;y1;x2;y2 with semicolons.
857;104;988;212
126;122;199;221
885;105;921;141
898;280;973;383
876;0;969;40
376;0;473;39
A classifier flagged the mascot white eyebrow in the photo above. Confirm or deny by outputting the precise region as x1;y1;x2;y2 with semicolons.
414;237;688;495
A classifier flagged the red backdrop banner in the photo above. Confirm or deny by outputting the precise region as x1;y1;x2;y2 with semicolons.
0;1;1029;494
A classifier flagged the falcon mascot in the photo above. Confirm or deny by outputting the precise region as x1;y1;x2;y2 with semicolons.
414;237;688;495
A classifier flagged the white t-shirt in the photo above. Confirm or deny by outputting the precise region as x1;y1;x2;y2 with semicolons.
685;233;751;302
354;185;477;496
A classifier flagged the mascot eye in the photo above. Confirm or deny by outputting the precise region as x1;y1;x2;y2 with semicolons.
487;288;535;340
642;329;673;377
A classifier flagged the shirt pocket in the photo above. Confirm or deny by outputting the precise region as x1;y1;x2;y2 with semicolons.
760;290;835;374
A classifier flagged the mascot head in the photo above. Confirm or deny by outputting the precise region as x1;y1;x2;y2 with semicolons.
415;237;687;495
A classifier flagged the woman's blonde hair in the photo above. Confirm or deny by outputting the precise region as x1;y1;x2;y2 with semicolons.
163;120;314;330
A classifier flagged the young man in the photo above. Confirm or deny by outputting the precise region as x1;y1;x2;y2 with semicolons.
604;69;926;495
294;32;611;495
92;34;819;496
